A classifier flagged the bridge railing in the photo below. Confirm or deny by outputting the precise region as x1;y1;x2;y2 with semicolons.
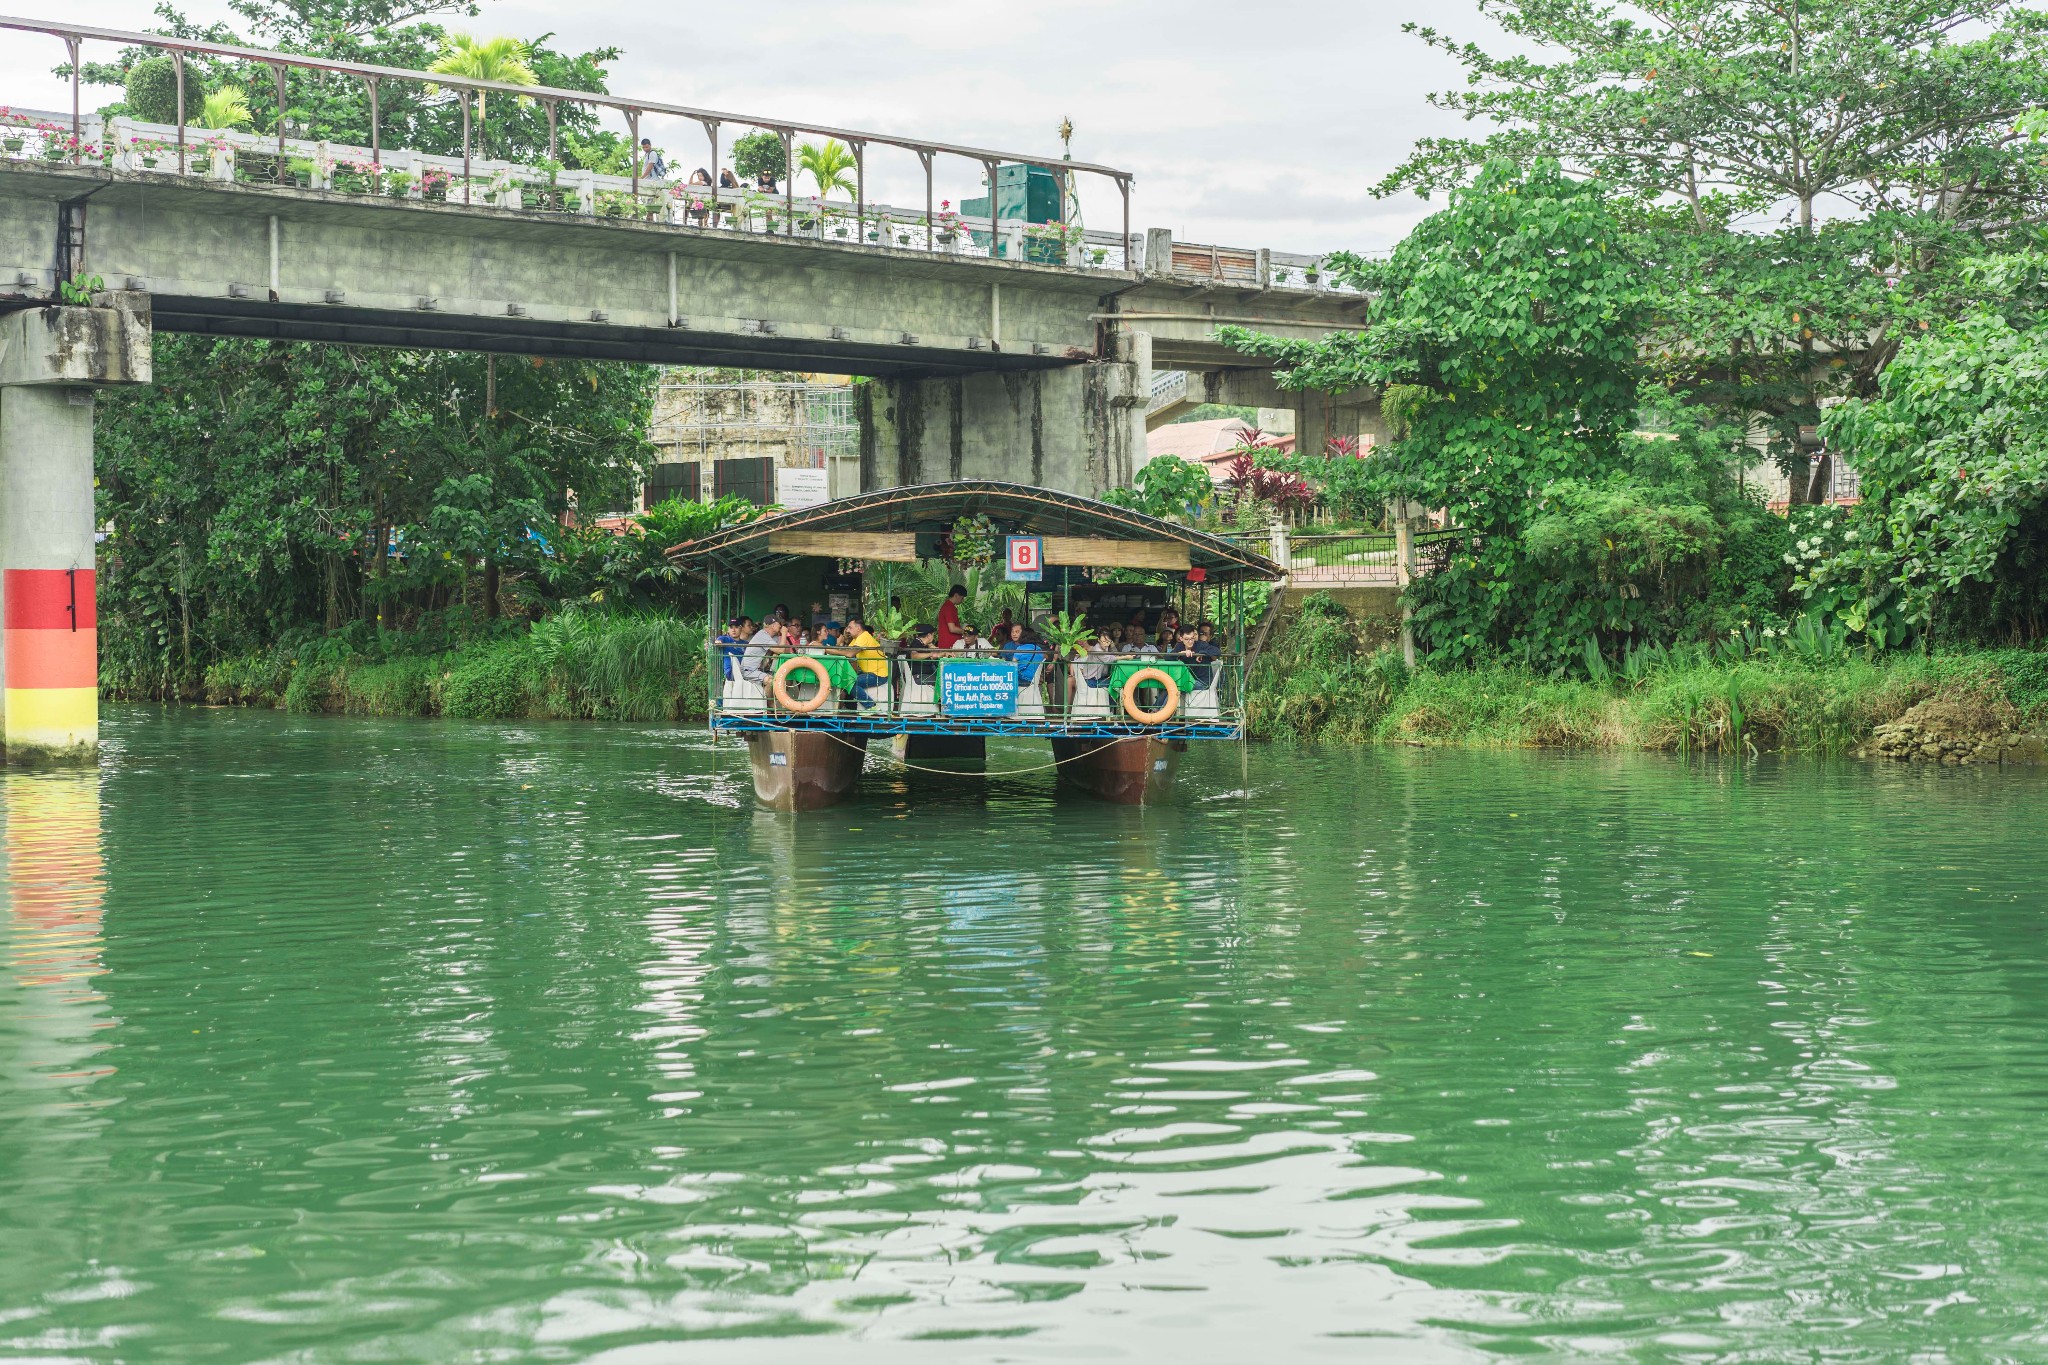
1;105;1141;271
1227;526;1485;586
0;15;1139;270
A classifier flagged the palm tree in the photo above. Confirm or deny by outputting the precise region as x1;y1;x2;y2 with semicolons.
426;34;538;159
797;139;856;201
200;87;250;131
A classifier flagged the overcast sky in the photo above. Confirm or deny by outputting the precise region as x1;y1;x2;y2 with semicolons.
0;0;1504;254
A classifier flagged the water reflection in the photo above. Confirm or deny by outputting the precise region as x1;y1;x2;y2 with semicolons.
1;768;110;1086
4;711;2048;1360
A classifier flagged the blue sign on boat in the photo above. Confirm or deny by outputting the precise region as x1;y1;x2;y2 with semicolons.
940;660;1019;717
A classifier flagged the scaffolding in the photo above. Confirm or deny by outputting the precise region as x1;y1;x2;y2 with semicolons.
647;371;858;474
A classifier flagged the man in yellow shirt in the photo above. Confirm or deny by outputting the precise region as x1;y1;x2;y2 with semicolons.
842;614;889;710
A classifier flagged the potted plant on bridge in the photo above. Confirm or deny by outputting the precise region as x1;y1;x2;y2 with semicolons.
288;156;317;189
332;159;378;195
419;167;452;202
933;200;963;251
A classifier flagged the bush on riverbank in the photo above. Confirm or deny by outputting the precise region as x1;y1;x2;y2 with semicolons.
193;610;708;722
1247;593;2048;754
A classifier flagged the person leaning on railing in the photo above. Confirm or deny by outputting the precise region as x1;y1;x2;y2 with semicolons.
740;617;785;685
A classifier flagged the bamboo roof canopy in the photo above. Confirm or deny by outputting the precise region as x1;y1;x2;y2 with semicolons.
668;480;1284;583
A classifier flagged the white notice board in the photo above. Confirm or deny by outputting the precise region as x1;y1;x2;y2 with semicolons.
775;467;830;509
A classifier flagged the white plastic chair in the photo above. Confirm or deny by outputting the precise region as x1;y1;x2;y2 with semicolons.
722;671;767;715
897;658;938;715
1183;669;1222;721
1068;662;1112;720
854;665;894;714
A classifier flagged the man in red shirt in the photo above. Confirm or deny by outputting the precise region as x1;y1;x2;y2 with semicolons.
934;585;968;648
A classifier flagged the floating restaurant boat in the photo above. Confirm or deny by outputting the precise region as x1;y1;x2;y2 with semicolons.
670;481;1283;810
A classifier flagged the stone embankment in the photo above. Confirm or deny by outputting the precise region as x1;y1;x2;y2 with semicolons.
1860;686;2045;765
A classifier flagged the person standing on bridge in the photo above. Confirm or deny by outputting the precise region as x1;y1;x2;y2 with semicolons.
638;138;668;183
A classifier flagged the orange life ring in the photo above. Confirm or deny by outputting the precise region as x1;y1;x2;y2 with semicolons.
772;655;833;713
1120;667;1181;724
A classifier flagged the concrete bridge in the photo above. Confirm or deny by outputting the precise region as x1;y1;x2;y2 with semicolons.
0;13;1383;761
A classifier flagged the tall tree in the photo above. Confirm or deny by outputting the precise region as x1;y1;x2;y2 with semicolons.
425;32;537;159
1379;0;2048;501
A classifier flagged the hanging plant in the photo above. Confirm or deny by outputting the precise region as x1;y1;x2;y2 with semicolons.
949;513;996;566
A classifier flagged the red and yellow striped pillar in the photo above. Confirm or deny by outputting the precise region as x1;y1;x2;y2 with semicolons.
0;383;99;762
3;569;96;754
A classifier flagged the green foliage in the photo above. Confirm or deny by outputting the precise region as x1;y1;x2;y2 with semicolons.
89;1;622;171
529;610;705;719
730;130;785;183
1816;308;2048;644
426;33;537;157
1039;611;1095;657
199;86;251;130
1102;456;1215;520
440;644;535;719
1383;0;2048;233
1374;1;2048;488
797;139;856;200
57;274;103;306
96;336;657;698
124;55;204;124
1246;597;2037;753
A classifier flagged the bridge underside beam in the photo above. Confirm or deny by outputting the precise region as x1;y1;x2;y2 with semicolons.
0;164;1118;379
147;297;1063;377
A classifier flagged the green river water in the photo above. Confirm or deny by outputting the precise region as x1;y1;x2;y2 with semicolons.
4;705;2047;1362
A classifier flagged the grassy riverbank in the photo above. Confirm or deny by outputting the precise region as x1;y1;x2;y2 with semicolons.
1246;595;2048;754
127;594;2048;758
187;612;710;722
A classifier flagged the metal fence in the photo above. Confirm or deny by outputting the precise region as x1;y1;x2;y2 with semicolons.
0;104;1144;270
707;645;1245;738
1230;526;1485;586
0;14;1141;269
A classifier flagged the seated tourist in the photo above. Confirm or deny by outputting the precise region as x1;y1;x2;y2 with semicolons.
1155;607;1181;648
1193;621;1222;662
842;614;888;710
1122;623;1159;654
1078;630;1120;687
907;626;941;685
714;616;746;680
999;622;1045;684
689;167;713;186
1170;626;1210;684
818;621;843;647
740;617;785;685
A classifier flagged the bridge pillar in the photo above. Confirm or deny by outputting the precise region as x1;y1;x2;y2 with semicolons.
0;299;152;763
858;345;1147;497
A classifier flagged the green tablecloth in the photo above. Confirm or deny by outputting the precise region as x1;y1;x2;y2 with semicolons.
785;650;857;692
1108;658;1198;694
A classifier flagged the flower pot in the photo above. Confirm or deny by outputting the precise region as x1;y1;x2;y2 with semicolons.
1;137;22;154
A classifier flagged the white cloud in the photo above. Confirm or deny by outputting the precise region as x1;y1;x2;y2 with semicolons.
1;0;1499;253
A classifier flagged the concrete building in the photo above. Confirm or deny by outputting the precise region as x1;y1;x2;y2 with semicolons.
644;372;859;508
